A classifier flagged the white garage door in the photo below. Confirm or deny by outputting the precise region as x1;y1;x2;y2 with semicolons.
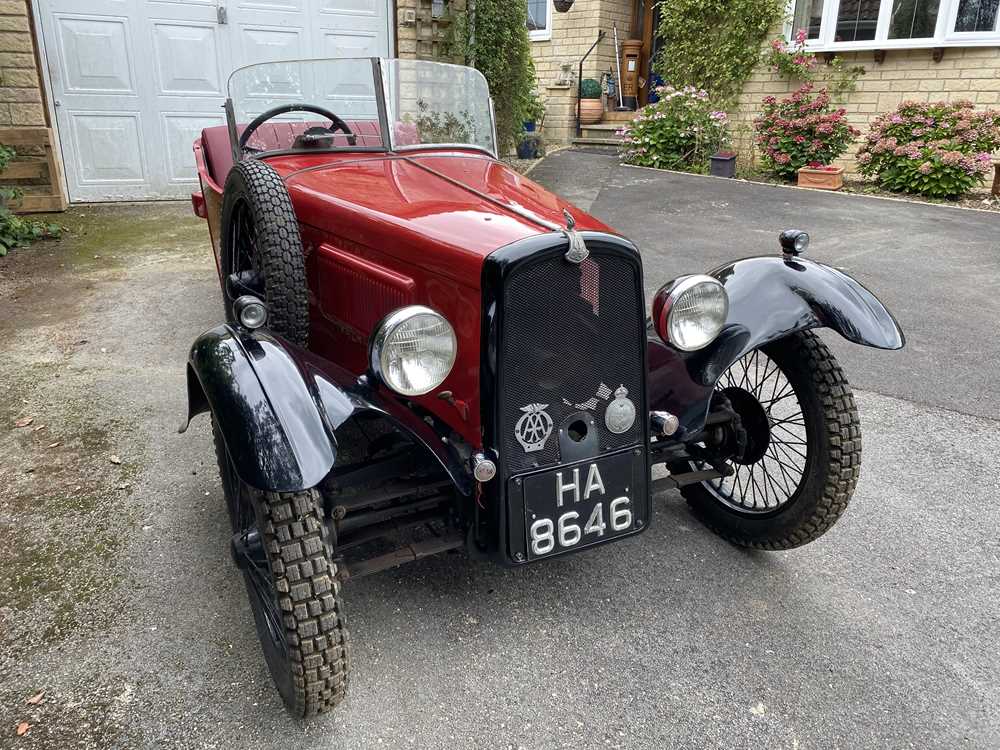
35;0;391;202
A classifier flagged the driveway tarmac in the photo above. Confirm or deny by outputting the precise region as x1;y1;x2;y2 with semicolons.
1;153;997;749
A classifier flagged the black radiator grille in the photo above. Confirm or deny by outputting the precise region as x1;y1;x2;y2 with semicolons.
498;247;645;475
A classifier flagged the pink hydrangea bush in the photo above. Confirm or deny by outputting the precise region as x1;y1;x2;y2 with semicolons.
619;85;729;173
753;83;859;179
765;29;818;80
856;100;1000;199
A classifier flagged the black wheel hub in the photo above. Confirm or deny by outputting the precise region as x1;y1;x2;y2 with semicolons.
722;386;771;465
230;528;266;570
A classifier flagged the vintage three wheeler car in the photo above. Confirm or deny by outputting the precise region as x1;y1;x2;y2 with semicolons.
183;58;904;716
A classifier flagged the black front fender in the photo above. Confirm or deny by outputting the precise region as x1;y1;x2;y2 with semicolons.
712;255;904;352
182;325;474;495
182;325;337;492
648;256;904;439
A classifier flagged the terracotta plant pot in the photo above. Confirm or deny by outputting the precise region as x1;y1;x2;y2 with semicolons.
797;165;844;191
578;99;603;125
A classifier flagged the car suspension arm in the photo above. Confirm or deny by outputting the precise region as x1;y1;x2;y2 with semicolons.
337;532;464;582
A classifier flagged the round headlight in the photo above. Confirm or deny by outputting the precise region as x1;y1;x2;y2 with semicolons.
657;275;729;352
371;306;457;396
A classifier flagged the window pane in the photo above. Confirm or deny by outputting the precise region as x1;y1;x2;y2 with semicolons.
527;0;548;32
792;0;824;38
954;0;999;31
888;0;940;38
835;0;879;41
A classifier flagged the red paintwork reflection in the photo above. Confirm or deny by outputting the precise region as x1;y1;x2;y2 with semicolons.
201;146;623;448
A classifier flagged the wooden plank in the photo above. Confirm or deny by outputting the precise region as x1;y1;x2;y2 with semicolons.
0;127;51;146
15;194;65;213
0;160;46;179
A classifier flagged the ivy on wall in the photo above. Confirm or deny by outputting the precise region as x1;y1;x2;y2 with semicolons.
445;0;536;154
654;0;786;105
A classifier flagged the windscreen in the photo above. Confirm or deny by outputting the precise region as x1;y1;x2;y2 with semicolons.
226;58;496;156
382;59;496;155
227;58;385;153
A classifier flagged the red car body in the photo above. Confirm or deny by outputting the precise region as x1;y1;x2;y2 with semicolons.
194;129;613;449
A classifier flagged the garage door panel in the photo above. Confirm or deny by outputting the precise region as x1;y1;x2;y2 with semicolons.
162;113;225;182
69;112;146;184
236;0;306;13
317;0;380;17
316;31;378;118
152;22;224;95
55;15;135;94
39;0;390;200
237;25;305;69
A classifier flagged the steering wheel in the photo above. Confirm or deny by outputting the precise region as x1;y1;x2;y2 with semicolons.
238;104;356;152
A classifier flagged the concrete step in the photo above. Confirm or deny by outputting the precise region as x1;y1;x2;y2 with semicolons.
571;138;622;149
602;110;639;123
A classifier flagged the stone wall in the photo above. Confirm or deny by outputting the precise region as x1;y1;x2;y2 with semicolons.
0;0;44;128
395;0;466;63
529;0;634;143
731;41;1000;175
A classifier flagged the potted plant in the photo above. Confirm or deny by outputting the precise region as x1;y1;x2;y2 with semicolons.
523;89;546;133
753;84;859;182
710;151;737;178
554;0;574;11
517;132;543;159
797;162;845;190
578;78;603;125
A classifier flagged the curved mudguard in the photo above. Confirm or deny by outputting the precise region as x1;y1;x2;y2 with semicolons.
181;324;474;494
648;255;904;439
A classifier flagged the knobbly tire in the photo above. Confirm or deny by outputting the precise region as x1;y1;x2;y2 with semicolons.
213;420;350;716
680;330;861;549
219;159;309;346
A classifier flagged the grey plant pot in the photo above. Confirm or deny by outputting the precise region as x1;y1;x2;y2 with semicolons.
710;153;737;179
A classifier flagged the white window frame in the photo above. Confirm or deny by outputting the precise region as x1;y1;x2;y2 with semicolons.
527;0;552;42
785;0;1000;50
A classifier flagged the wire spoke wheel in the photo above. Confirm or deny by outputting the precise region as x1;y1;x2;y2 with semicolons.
674;331;862;550
702;347;809;514
210;419;350;716
219;443;293;695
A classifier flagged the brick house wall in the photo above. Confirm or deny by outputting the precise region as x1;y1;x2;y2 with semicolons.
731;42;1000;175
529;0;633;144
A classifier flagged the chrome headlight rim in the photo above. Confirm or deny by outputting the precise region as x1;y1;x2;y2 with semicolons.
370;305;457;397
658;274;729;352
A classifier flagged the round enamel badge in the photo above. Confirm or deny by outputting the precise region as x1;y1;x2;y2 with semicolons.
604;386;636;434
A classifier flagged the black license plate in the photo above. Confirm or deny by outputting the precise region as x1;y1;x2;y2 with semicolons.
515;450;645;561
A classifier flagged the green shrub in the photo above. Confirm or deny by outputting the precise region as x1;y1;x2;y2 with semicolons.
447;0;536;154
764;29;864;97
0;144;61;256
655;0;785;104
753;84;859;179
579;78;602;99
856;99;1000;199
619;85;729;173
524;88;546;125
